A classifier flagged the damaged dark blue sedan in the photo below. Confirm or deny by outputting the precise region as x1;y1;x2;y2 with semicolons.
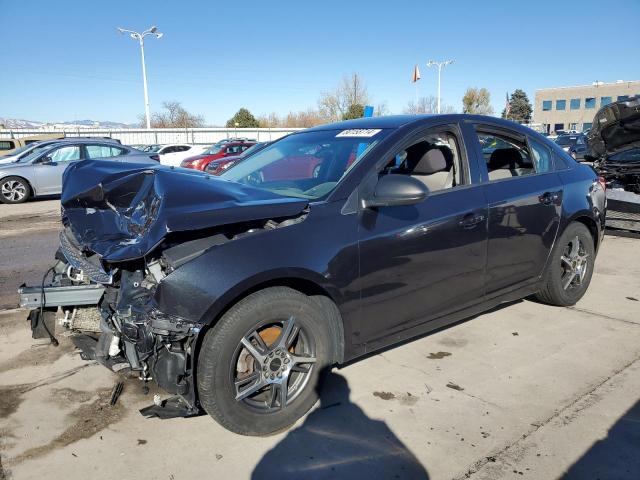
22;115;606;435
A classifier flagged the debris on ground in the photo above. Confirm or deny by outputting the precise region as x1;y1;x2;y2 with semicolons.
427;351;452;359
110;382;124;406
373;391;396;400
446;382;464;391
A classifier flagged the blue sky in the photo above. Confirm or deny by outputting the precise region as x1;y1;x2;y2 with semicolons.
1;0;639;125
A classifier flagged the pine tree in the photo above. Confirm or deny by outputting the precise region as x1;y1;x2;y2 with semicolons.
502;89;532;123
342;104;365;120
226;108;260;128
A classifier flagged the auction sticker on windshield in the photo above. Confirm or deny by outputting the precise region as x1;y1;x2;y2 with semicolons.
336;129;382;138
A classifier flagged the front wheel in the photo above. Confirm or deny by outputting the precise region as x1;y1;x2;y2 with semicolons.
197;287;333;435
535;222;595;306
0;176;31;204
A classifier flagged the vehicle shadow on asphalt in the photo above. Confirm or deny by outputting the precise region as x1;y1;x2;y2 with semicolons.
562;399;640;479
252;370;429;480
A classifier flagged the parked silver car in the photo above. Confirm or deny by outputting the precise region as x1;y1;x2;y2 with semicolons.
0;139;159;204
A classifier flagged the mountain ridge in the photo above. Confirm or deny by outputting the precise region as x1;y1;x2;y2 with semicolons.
0;117;137;129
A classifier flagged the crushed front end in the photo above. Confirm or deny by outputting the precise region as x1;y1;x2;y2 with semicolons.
21;159;308;418
20;228;203;416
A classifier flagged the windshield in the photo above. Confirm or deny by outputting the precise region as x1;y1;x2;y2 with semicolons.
609;148;640;163
555;136;578;146
220;128;389;199
144;145;162;152
16;144;59;163
204;145;224;155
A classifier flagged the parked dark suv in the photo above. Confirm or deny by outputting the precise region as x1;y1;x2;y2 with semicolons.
24;115;605;435
554;133;588;160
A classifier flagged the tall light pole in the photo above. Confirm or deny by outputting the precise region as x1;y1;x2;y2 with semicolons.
426;59;454;113
117;26;163;129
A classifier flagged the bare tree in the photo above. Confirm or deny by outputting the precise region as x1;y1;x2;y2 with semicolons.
462;88;494;115
318;73;370;122
374;101;391;116
404;96;438;114
404;96;456;114
141;101;205;128
258;109;328;128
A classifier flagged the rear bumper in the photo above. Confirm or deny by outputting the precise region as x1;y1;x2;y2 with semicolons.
606;189;640;232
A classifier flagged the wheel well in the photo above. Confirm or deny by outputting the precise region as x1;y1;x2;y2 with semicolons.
572;215;599;250
198;278;345;364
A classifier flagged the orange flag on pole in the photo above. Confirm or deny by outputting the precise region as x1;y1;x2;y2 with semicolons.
412;65;421;83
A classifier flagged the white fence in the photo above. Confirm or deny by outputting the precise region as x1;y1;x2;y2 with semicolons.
0;127;303;146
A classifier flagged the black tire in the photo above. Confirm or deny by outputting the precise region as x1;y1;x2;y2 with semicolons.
197;287;334;436
0;176;31;204
535;222;595;306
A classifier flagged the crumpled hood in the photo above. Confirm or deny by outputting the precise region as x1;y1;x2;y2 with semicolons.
587;95;640;158
60;160;308;262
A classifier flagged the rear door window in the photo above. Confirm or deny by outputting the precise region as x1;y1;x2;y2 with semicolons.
48;145;81;163
528;138;554;173
476;131;535;180
86;144;126;159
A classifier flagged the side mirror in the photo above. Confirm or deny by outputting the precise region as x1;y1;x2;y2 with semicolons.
363;174;429;209
40;155;55;164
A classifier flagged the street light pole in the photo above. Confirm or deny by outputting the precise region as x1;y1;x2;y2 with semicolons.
117;26;163;129
426;59;454;114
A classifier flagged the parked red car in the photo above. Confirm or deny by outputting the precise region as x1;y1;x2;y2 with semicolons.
261;154;323;181
180;141;255;171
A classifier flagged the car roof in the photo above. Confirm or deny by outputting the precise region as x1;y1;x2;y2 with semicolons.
38;137;121;145
303;114;539;134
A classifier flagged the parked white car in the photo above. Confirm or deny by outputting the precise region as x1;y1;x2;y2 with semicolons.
146;144;208;167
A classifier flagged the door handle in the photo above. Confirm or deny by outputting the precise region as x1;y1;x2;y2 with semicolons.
459;213;485;229
539;191;560;205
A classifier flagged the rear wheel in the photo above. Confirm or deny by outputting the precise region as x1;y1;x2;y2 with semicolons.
535;222;595;306
0;176;31;204
197;287;333;435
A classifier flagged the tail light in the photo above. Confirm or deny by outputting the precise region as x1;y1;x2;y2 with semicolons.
181;157;210;170
206;159;236;175
150;154;160;162
597;176;606;191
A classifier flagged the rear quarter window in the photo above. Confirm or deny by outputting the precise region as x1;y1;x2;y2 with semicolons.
550;143;576;170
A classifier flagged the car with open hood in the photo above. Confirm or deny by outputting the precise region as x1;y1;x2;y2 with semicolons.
587;95;640;230
22;115;605;435
587;95;640;193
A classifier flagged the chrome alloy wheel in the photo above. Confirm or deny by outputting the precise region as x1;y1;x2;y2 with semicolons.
232;316;316;412
1;179;27;202
560;235;590;290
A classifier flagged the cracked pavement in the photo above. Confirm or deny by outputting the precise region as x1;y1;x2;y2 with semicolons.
1;199;639;479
